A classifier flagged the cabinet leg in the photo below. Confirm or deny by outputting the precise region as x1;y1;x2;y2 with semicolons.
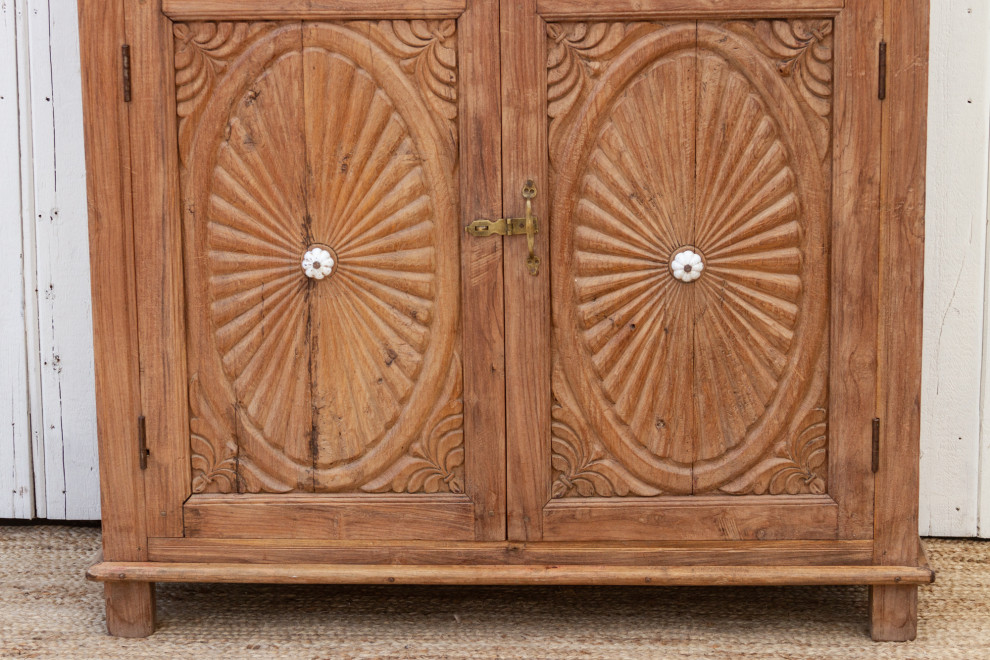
869;584;918;641
103;581;156;637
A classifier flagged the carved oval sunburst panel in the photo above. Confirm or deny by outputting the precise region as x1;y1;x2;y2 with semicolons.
179;22;462;493
551;22;830;496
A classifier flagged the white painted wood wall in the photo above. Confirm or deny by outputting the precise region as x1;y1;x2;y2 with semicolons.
1;0;99;521
1;2;988;537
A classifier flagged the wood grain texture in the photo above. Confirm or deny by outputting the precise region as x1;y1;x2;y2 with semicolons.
874;0;928;567
174;22;280;167
503;0;552;541
78;0;146;561
360;355;465;494
147;537;875;566
871;0;930;642
457;0;506;540
825;0;881;540
542;496;840;541
537;0;843;20
125;0;191;538
183;494;476;540
80;0;156;635
103;581;156;638
88;561;934;586
870;584;919;641
720;20;834;163
551;358;661;498
180;22;309;495
178;20;463;495
163;0;466;21
548;20;831;498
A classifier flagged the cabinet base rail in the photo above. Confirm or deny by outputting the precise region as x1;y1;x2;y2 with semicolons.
88;561;934;586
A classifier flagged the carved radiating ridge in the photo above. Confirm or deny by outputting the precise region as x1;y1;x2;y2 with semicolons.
208;51;435;476
190;375;237;494
174;22;279;165
551;361;661;498
362;355;464;494
546;22;659;159
202;42;440;476
719;407;828;496
569;50;805;465
354;20;458;145
721;20;833;160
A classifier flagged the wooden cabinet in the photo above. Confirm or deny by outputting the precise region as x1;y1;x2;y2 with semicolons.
80;0;932;641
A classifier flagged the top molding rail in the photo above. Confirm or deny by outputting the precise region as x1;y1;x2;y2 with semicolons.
162;0;842;22
161;0;467;21
536;0;844;20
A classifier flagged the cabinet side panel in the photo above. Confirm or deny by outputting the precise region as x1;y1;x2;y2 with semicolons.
829;0;883;539
125;0;191;537
78;0;147;559
875;0;928;564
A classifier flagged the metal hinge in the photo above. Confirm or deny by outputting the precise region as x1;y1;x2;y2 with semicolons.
878;41;887;101
138;415;149;470
871;417;880;473
122;44;132;103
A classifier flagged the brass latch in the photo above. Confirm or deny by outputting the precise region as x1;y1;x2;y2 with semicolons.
465;180;540;276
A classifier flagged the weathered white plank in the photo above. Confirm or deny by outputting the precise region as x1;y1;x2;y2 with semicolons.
0;0;34;519
25;0;100;520
14;0;46;520
920;0;990;537
982;119;990;539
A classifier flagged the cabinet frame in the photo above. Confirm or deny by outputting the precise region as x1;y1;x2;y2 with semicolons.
80;0;931;641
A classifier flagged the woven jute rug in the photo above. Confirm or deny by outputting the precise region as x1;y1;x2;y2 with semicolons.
0;525;987;659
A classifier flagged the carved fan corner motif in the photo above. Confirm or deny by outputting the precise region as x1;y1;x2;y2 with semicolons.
189;373;295;495
352;19;459;147
361;354;465;495
173;21;281;167
189;373;236;494
719;19;834;161
718;397;829;497
550;362;663;499
546;21;662;159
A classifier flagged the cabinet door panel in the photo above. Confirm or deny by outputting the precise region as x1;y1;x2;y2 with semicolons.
181;21;461;494
137;1;503;541
550;20;830;497
505;3;879;541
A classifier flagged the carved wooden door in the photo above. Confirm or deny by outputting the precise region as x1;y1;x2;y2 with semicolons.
502;1;882;542
135;1;504;542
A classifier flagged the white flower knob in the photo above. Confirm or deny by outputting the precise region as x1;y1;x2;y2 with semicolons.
671;249;704;283
302;247;335;280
